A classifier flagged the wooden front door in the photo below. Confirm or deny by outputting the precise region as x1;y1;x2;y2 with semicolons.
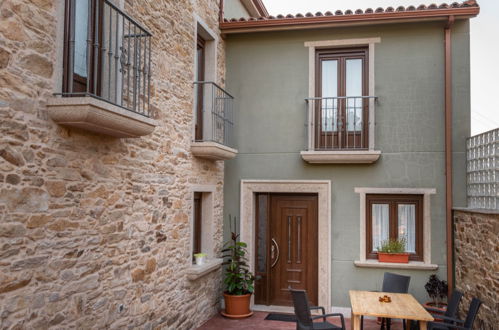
255;194;318;306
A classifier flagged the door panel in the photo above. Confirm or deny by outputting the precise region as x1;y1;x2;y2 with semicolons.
255;194;318;307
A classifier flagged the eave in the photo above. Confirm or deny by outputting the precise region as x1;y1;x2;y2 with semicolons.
220;6;479;34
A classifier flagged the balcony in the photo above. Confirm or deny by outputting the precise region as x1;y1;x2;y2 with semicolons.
47;0;157;138
301;96;381;164
191;82;237;160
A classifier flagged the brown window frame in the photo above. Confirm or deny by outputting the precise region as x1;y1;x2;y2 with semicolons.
366;194;424;261
315;48;369;149
193;192;203;258
195;35;206;141
63;0;104;95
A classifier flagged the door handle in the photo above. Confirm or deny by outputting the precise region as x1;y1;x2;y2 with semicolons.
271;238;280;268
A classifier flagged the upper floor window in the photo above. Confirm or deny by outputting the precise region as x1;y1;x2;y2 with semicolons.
62;0;152;116
366;194;424;261
314;48;368;149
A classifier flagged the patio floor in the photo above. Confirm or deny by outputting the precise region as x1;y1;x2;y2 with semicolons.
198;311;404;329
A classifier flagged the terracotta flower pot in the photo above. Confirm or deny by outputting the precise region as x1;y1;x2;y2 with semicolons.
423;302;447;322
221;292;253;319
378;252;410;263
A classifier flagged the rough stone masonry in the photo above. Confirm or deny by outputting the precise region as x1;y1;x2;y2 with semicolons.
454;209;499;330
0;0;226;328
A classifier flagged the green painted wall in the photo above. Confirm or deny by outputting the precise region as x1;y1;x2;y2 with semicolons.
224;0;250;19
223;21;470;307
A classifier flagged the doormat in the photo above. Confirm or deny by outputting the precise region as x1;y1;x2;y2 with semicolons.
264;313;296;322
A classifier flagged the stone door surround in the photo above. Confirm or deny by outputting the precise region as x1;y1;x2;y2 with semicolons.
240;180;331;309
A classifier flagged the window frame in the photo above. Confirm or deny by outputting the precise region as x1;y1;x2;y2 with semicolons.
314;47;369;149
195;35;206;141
63;0;104;95
193;191;203;258
366;194;424;261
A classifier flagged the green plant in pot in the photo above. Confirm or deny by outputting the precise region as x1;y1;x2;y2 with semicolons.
377;237;409;263
221;216;255;319
423;274;448;310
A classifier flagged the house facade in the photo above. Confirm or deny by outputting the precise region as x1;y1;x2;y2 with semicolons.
222;0;479;313
0;0;253;328
0;0;481;328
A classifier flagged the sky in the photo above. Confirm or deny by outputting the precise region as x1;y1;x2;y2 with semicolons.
263;0;499;135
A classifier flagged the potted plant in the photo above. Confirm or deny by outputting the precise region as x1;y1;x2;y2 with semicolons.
221;216;255;319
423;274;448;315
194;253;207;265
377;237;409;263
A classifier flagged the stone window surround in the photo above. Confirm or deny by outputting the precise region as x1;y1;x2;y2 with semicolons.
302;38;381;164
192;15;218;140
240;180;331;309
354;187;438;270
189;184;217;260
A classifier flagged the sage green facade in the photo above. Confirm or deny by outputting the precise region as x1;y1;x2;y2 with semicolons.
223;21;470;307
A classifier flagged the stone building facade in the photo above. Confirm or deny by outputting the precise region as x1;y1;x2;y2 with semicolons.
0;0;227;328
454;209;499;329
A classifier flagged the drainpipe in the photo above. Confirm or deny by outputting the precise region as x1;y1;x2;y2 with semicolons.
444;15;455;295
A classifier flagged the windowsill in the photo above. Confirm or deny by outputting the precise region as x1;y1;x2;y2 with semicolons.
300;150;381;164
191;141;238;160
186;258;223;281
354;260;438;270
46;96;157;138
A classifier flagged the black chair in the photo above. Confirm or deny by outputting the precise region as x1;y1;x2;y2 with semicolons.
425;290;463;323
290;289;345;330
361;272;411;330
428;297;482;330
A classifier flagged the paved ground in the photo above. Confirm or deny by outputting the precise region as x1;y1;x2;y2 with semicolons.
198;311;404;329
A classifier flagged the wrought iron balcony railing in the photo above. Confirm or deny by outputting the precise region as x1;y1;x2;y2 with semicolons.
194;81;235;148
58;0;152;117
305;96;376;150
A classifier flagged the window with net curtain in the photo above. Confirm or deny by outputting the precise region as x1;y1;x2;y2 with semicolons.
366;194;423;261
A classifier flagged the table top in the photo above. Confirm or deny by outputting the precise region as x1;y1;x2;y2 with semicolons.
349;290;434;321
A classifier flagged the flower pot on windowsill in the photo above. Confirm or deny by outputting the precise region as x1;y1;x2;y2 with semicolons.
378;252;410;263
194;253;207;266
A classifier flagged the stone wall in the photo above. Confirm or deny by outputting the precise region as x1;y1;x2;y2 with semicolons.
0;0;226;329
454;209;499;329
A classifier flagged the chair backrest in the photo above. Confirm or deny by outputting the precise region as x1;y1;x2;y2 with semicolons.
463;297;482;329
381;272;411;293
290;289;313;327
444;290;463;318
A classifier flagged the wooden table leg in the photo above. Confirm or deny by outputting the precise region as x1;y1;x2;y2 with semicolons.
419;321;427;330
407;319;412;330
351;313;361;330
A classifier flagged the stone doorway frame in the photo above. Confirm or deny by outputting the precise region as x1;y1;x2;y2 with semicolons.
240;180;332;309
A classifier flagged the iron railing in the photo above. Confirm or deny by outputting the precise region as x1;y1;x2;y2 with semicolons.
59;0;152;117
305;96;376;150
194;81;235;148
467;128;499;210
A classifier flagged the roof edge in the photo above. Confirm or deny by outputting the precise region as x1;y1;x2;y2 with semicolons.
221;4;479;34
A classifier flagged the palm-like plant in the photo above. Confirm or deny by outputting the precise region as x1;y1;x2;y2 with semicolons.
222;216;255;295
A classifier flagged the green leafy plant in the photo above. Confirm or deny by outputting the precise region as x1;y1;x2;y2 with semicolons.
424;274;448;307
377;237;407;253
222;216;255;295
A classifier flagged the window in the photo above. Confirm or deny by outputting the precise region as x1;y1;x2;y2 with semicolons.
193;192;203;257
366;194;423;261
315;48;368;149
195;35;206;141
62;0;152;115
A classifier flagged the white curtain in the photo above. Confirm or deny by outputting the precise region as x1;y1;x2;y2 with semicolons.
372;204;389;251
74;0;89;77
398;204;416;253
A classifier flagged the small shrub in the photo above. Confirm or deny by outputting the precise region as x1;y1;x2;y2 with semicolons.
377;237;407;253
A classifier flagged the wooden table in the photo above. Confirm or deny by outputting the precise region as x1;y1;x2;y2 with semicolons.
349;290;434;330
